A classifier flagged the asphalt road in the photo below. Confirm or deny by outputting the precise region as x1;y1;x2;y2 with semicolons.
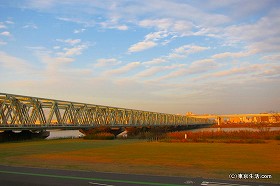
0;165;277;186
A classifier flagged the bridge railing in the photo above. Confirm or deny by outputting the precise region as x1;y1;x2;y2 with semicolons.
0;93;211;129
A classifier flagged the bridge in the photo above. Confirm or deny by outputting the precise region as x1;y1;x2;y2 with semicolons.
0;93;212;139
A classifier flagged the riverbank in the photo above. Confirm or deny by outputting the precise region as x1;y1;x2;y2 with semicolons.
0;139;279;184
165;129;280;143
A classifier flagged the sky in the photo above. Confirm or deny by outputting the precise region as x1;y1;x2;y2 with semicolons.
0;0;279;115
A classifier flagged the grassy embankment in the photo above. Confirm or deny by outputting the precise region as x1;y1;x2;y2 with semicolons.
0;139;279;184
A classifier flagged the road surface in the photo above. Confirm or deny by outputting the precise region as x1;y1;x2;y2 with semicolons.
0;165;277;186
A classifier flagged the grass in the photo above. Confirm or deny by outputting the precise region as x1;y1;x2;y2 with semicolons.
0;139;279;184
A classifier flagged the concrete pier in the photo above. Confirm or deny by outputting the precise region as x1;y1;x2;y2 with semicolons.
0;130;50;142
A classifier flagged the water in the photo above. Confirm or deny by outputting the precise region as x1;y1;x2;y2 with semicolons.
46;130;84;139
46;127;280;139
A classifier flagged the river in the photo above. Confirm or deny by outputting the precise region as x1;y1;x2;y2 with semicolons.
46;130;84;139
46;127;280;139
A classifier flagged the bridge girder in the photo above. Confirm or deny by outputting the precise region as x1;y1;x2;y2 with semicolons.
0;93;211;130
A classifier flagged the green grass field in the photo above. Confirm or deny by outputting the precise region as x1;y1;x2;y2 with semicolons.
0;139;279;184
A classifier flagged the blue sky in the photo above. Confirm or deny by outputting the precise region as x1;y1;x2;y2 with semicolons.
0;0;279;114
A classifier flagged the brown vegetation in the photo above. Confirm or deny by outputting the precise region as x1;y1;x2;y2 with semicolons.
83;132;115;140
166;129;280;143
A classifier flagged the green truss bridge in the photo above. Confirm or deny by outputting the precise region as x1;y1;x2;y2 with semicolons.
0;93;212;139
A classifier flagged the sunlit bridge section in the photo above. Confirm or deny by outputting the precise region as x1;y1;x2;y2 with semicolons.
0;93;212;130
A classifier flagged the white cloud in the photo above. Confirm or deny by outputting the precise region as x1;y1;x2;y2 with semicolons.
99;15;128;31
128;30;176;53
168;45;209;58
148;1;229;26
100;21;128;31
212;49;257;59
53;57;74;64
256;65;280;78
212;67;252;78
116;25;128;30
57;17;95;27
73;28;86;34
262;54;280;62
188;59;218;74
162;35;178;45
136;66;164;77
141;45;209;68
175;45;208;53
0;22;6;29
54;39;88;57
248;38;280;53
96;58;120;67
66;39;81;45
128;41;157;53
212;52;243;59
5;20;14;24
199;63;278;81
26;46;47;51
140;19;173;31
196;0;274;19
59;44;88;57
136;64;182;78
143;58;166;66
22;23;38;29
0;31;11;37
105;62;141;75
144;31;171;41
57;38;81;45
193;27;222;38
223;9;280;53
0;51;32;72
53;46;60;50
161;68;186;80
158;59;217;80
24;0;56;9
139;18;193;35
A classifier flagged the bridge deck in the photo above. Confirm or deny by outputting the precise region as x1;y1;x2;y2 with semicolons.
0;93;212;130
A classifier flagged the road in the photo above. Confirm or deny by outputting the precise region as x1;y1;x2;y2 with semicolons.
0;165;277;186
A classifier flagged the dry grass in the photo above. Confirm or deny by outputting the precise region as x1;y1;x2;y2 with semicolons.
84;132;115;140
0;139;279;184
166;130;280;143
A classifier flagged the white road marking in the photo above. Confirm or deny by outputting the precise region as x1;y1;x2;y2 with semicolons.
184;180;195;184
201;181;251;186
88;182;115;186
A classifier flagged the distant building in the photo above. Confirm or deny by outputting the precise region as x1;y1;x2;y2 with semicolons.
189;112;280;124
186;112;194;116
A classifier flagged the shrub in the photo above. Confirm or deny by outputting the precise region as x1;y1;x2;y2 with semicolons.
84;132;115;140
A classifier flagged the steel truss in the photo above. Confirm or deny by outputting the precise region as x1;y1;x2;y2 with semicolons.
0;93;211;129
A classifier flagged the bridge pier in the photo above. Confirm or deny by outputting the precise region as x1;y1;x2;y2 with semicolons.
0;130;50;142
79;127;124;137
